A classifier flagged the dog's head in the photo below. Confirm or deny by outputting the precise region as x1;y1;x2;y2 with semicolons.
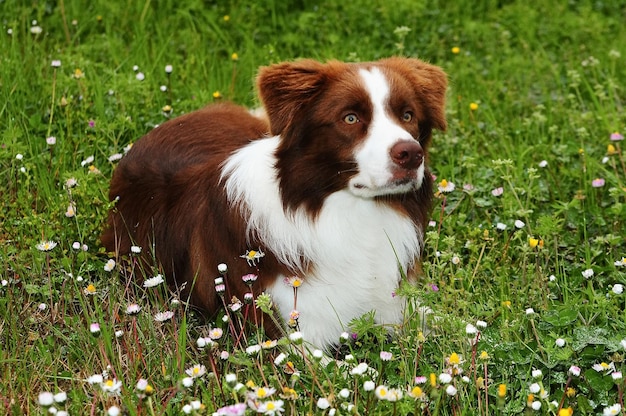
257;58;447;213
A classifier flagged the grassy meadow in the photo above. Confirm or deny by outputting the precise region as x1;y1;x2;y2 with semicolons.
1;0;626;414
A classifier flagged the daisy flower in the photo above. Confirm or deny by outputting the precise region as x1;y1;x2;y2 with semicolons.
284;276;303;288
581;268;594;279
154;311;174;322
316;397;330;410
261;339;277;349
246;344;262;355
143;274;164;288
90;323;101;335
437;179;455;193
209;327;223;340
414;376;427;384
610;132;624;141
374;385;389;400
37;240;57;252
445;385;458;396
491;187;504;196
108;153;123;162
363;381;375;391
80;155;94;167
104;259;116;272
240;249;265;266
568;365;581;377
439;373;452;384
122;303;140;315
100;378;122;395
83;284;96;295
254;400;284;415
242;273;258;285
611;284;623;294
53;391;67;403
87;374;104;384
350;362;369;376
215;403;246;416
387;388;403;402
185;364;207;378
38;392;54;406
592;362;616;373
603;404;622;416
380;351;392;361
591;178;605;188
288;332;303;344
465;324;478;335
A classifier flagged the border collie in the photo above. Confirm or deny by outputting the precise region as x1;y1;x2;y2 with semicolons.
102;57;447;348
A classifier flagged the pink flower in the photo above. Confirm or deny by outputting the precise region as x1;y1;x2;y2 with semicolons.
215;403;246;416
491;187;504;197
241;273;258;284
591;178;605;188
568;365;581;377
154;311;175;322
414;376;427;384
380;351;393;361
610;132;624;141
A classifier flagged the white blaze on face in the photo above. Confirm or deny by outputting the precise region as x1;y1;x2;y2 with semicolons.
348;67;425;198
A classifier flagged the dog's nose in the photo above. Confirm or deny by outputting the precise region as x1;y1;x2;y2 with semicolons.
390;141;423;170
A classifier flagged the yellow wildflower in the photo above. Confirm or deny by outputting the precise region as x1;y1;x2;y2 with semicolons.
498;384;506;398
448;352;460;365
607;144;617;155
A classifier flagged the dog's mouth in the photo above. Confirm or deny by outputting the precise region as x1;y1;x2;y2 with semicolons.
350;174;420;197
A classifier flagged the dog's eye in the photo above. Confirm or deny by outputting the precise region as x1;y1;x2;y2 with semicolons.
343;114;359;124
402;112;413;122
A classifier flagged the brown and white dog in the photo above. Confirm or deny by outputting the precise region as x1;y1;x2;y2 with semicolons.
101;57;447;349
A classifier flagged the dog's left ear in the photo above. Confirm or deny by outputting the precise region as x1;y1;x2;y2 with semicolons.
381;57;448;131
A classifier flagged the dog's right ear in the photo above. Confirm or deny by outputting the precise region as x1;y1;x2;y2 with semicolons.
257;60;328;135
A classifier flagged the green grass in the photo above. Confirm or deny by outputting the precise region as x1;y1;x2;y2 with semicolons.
1;0;625;414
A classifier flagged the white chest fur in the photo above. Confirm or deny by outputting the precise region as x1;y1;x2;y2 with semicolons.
222;137;422;348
